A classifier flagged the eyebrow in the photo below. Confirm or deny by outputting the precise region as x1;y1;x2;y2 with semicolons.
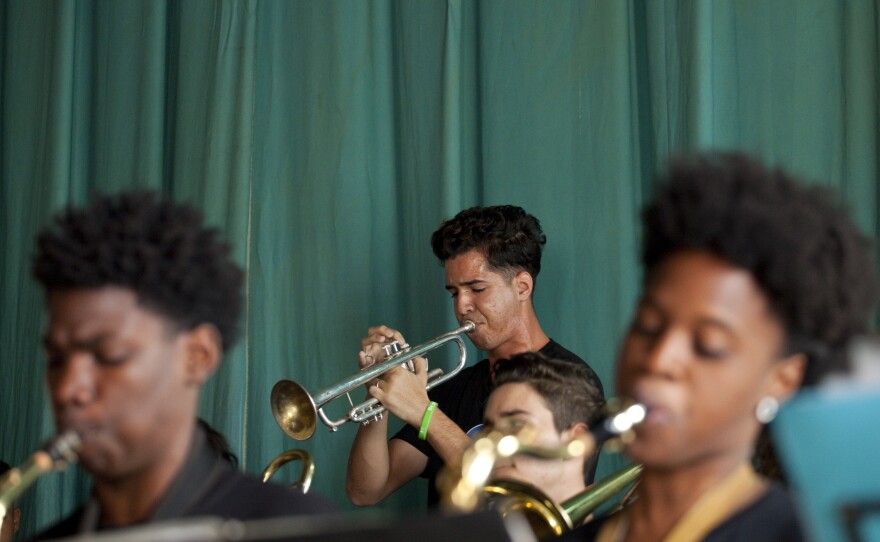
640;295;737;333
446;279;487;290
42;332;116;351
484;408;530;423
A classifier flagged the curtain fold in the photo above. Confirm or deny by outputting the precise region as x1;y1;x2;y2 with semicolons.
2;0;878;535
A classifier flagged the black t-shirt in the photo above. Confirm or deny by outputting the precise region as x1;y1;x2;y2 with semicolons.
393;339;603;507
560;483;805;542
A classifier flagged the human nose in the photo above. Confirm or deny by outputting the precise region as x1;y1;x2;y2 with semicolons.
641;329;687;378
454;291;474;317
50;353;96;409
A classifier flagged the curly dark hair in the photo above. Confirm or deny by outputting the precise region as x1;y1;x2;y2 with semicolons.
430;205;547;282
33;191;244;351
643;153;879;387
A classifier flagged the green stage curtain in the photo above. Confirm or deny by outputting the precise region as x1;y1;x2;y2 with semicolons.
1;0;877;536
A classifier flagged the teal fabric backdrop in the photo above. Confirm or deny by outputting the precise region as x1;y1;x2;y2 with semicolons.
1;0;878;536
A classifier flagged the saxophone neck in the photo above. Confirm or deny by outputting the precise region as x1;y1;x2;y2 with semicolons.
0;430;82;515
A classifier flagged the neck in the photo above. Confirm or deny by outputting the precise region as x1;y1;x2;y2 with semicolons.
551;472;589;505
625;452;753;541
92;422;196;527
487;305;549;366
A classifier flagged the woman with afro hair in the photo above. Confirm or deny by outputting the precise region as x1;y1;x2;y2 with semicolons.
564;152;878;542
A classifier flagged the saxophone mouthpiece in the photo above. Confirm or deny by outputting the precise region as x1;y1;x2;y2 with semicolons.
43;430;82;469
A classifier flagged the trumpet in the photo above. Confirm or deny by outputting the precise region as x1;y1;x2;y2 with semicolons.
271;321;475;440
0;431;81;522
262;449;315;494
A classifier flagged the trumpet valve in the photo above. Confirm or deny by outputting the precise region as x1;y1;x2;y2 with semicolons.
382;342;402;357
362;410;384;425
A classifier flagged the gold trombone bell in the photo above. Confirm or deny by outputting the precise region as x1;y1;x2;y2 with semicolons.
262;449;315;494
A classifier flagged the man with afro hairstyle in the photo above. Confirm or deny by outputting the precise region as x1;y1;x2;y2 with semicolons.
32;192;334;539
347;205;603;507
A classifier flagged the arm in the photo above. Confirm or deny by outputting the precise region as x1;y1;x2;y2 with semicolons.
346;418;428;505
370;355;471;466
346;325;428;505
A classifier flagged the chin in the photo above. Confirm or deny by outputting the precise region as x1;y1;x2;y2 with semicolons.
469;331;499;352
78;447;127;481
625;441;689;471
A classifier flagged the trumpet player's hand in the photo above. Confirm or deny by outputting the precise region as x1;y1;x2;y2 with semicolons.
369;355;431;428
358;324;409;369
359;324;411;392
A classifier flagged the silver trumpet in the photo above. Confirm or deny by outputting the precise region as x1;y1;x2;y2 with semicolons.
271;320;475;440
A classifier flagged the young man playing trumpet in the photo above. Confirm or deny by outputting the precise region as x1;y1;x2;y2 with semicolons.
32;192;334;538
346;205;604;507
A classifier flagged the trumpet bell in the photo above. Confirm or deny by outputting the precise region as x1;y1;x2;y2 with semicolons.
271;380;318;441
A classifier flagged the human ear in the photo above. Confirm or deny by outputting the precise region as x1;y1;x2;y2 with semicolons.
183;323;222;386
563;421;590;441
514;271;534;300
765;352;807;404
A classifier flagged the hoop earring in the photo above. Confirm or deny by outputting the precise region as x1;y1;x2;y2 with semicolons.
755;396;779;424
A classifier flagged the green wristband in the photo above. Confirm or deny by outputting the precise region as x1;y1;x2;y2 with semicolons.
418;401;438;440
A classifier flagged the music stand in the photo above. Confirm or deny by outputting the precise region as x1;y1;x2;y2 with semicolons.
773;385;880;542
52;509;537;542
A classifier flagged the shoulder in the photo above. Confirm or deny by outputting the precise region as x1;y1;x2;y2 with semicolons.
706;483;805;542
540;340;584;365
541;340;604;395
194;468;337;520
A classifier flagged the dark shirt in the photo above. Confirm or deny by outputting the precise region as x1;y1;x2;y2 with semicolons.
561;483;805;542
393;339;603;506
33;426;336;540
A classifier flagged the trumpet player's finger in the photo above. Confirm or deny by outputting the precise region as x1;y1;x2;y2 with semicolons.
411;355;429;377
358;349;377;370
366;378;380;398
361;325;407;349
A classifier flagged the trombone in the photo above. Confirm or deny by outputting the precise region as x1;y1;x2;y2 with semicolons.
481;464;643;540
440;400;646;540
271;321;475;440
262;449;315;494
